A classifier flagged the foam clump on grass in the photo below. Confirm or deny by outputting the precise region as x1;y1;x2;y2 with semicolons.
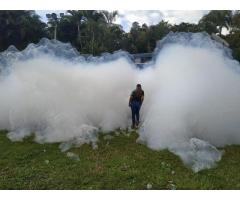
66;152;80;161
146;183;152;189
44;160;49;164
103;135;114;140
170;138;223;172
59;126;99;152
7;129;32;142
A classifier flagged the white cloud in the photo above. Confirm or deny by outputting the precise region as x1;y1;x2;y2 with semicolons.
115;10;209;32
36;10;210;32
115;10;165;32
161;10;209;24
36;10;66;22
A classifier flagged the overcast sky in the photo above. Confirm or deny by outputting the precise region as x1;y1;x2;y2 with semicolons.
36;10;209;32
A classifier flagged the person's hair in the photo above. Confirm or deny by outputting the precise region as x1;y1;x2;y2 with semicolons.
137;84;141;88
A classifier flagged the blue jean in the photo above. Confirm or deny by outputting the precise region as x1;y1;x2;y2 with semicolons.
130;101;141;126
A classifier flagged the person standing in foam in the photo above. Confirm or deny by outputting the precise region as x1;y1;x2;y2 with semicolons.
129;84;144;129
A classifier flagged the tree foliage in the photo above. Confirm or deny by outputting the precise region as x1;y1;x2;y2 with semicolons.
0;10;240;61
0;10;47;51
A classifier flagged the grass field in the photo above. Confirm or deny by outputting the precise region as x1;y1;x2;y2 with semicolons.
0;129;240;189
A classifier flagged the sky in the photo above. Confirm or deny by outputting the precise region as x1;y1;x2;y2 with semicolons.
36;10;209;32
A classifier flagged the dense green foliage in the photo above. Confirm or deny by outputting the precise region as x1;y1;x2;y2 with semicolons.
0;130;240;189
0;10;240;61
0;11;47;51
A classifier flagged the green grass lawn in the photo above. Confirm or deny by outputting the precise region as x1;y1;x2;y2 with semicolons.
0;130;240;189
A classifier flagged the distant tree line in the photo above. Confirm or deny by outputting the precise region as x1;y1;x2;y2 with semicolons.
0;10;240;61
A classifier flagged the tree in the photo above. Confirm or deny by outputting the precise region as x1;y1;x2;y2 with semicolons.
46;12;64;40
2;9;240;59
101;10;118;25
147;21;171;51
171;22;201;33
80;11;110;55
231;10;240;33
225;30;240;61
0;10;47;51
66;10;87;50
57;15;78;44
199;10;232;36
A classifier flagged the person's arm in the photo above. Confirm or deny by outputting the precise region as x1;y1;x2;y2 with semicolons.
141;91;144;104
129;96;133;107
129;91;134;106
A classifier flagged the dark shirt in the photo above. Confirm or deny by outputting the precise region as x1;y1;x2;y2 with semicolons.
130;89;144;103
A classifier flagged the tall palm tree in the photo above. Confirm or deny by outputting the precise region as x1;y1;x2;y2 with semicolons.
67;10;86;49
46;12;62;40
101;10;118;25
81;10;106;54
